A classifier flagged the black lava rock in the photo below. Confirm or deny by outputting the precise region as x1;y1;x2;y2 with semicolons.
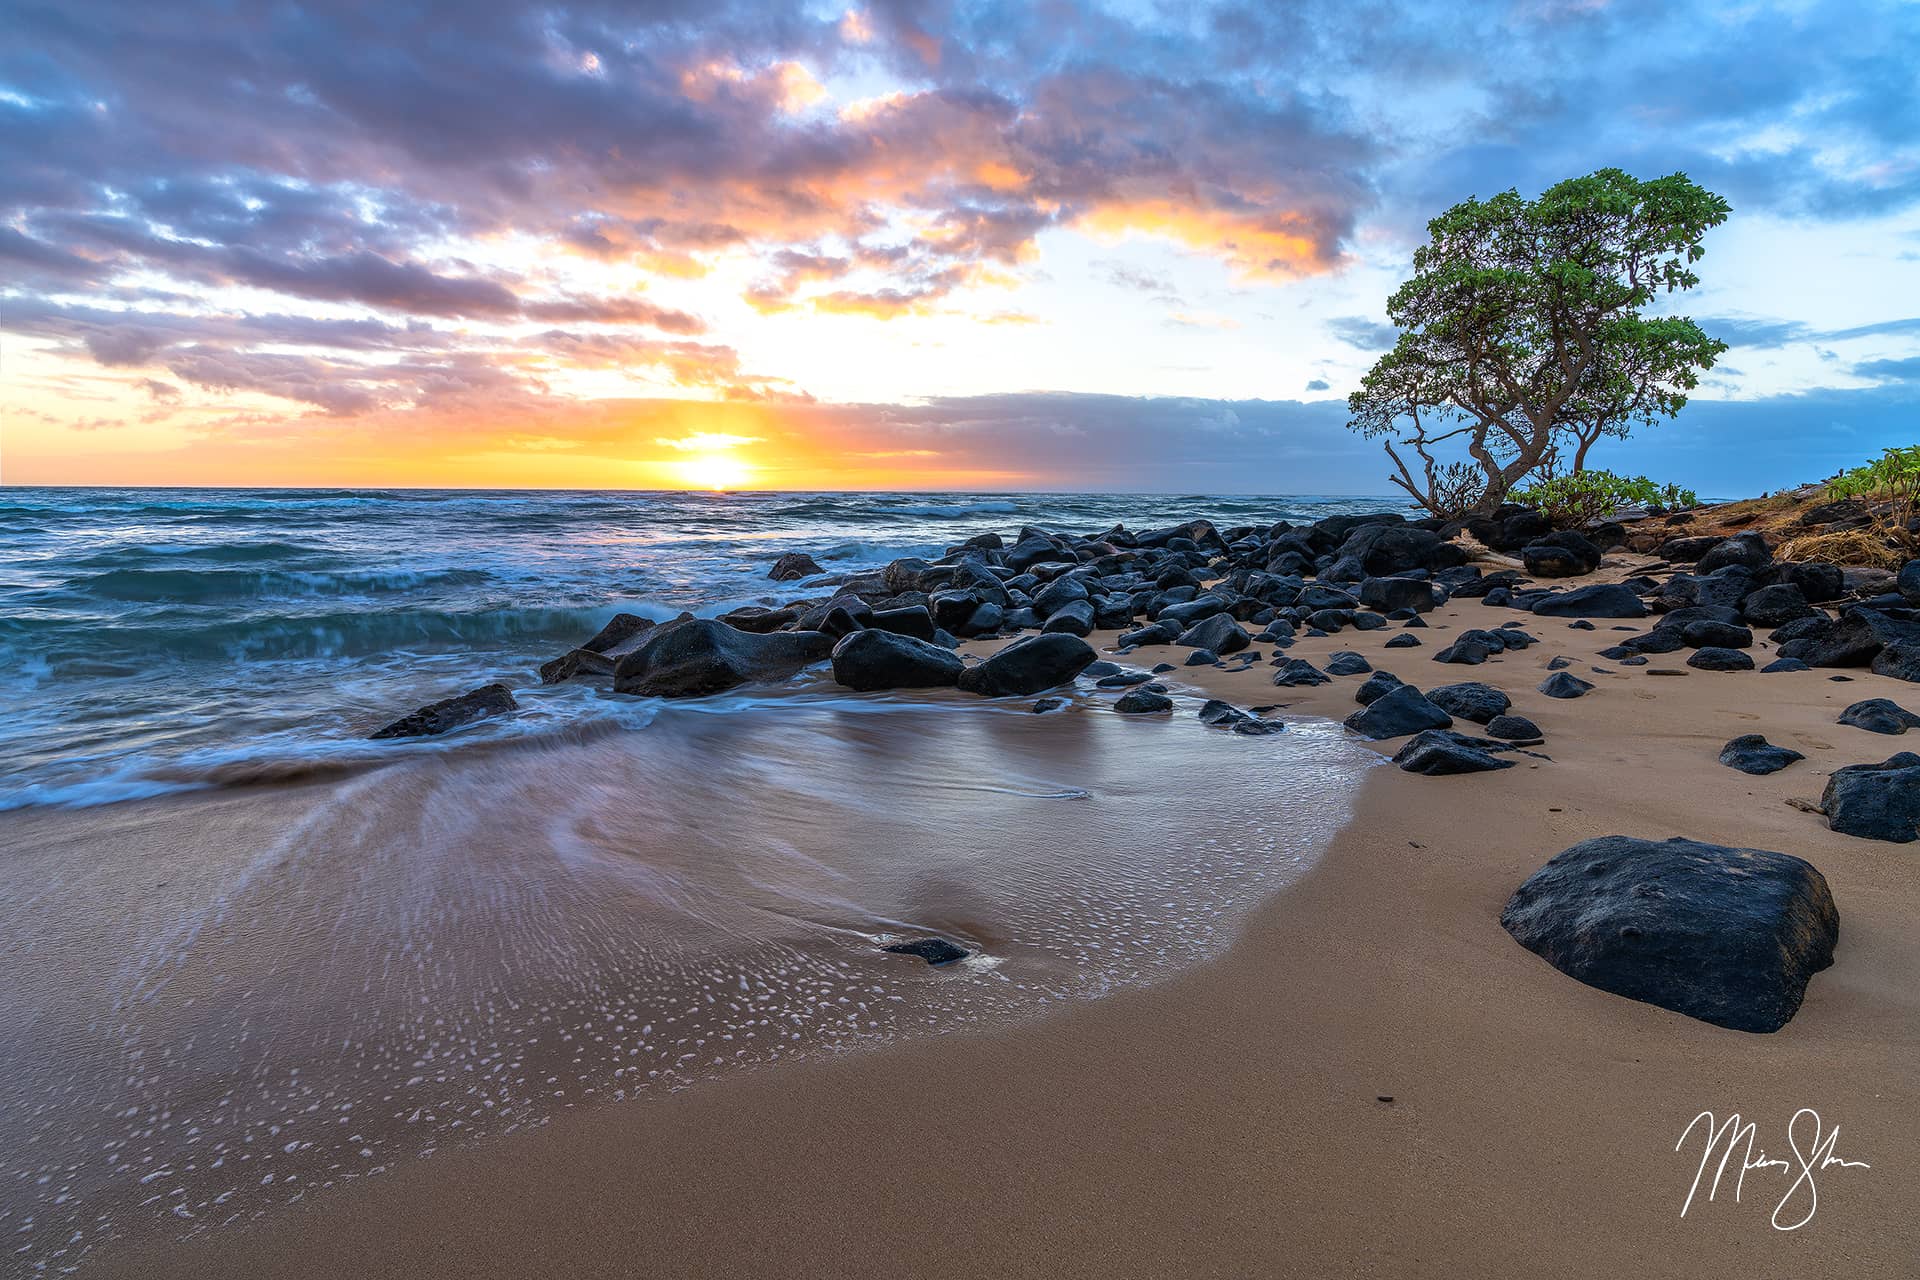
1344;685;1454;740
1272;658;1331;687
768;552;825;581
1836;697;1920;736
1718;734;1805;775
956;633;1098;697
1325;651;1373;676
1427;681;1512;724
1354;671;1405;706
1823;752;1920;842
884;938;971;966
1486;714;1543;742
829;629;965;691
1385;633;1422;648
1391;729;1514;775
1500;835;1837;1033
1687;647;1755;672
1538;672;1595;699
1530;583;1648;619
371;682;519;739
1114;688;1175;714
614;618;835;698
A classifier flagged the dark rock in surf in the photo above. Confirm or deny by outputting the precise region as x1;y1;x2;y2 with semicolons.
956;633;1097;697
371;682;519;739
829;629;964;691
884;938;971;966
768;552;825;581
613;618;833;698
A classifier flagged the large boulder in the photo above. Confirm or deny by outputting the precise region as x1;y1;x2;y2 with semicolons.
1837;697;1920;736
956;633;1097;697
768;552;825;581
1822;752;1920;842
1899;559;1920;608
1040;599;1095;636
1529;583;1648;619
1335;523;1467;577
1392;729;1514;775
1358;576;1438;613
1343;685;1454;740
1500;835;1838;1033
1741;583;1815;628
539;613;656;683
1176;612;1250;654
613;618;833;697
1799;608;1920;668
1427;681;1511;724
1521;530;1602;578
829;629;964;691
371;682;519;739
1695;532;1773;576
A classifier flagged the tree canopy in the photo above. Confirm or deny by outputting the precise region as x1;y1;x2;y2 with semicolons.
1346;168;1730;517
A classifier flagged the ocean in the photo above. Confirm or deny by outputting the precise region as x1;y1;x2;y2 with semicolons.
0;486;1398;1270
0;487;1400;810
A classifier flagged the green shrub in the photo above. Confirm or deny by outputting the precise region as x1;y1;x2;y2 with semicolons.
1509;470;1699;526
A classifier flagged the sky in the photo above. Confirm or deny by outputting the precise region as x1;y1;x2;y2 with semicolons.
3;0;1919;494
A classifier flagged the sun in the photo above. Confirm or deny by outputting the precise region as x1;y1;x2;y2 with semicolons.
679;453;752;491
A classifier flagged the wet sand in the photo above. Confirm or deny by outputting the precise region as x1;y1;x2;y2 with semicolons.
54;567;1920;1276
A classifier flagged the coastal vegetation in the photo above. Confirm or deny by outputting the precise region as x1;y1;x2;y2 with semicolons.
1346;168;1731;518
1508;469;1700;527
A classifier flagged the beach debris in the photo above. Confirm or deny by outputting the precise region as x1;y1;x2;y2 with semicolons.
370;682;518;740
1718;734;1805;775
1501;835;1838;1033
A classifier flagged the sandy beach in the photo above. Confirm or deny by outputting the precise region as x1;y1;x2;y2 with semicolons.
72;555;1919;1279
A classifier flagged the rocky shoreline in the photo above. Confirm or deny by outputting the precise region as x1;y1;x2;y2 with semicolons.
367;496;1920;1034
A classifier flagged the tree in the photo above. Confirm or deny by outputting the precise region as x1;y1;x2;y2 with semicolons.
1346;169;1730;517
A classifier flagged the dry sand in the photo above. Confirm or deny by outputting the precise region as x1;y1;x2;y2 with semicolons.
89;560;1920;1277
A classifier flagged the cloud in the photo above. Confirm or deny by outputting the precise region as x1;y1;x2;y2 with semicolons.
1305;378;1331;391
1856;356;1920;382
1327;316;1399;350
